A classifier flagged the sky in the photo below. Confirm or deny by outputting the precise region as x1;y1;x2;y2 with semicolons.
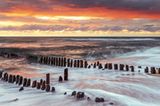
0;0;160;37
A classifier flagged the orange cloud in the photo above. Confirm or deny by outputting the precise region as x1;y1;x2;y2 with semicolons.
2;5;160;19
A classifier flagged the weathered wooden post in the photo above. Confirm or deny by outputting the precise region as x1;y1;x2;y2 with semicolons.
51;87;55;92
51;57;54;65
41;56;44;64
58;76;63;82
39;56;42;63
40;79;43;85
93;62;96;68
0;71;3;79
64;68;68;81
55;57;58;66
41;81;46;90
70;59;73;67
130;66;134;72
23;78;27;87
46;73;50;85
74;60;76;67
53;57;56;66
16;75;20;84
58;57;61;66
104;63;108;69
84;61;88;68
67;58;70;67
151;67;156;74
114;64;118;70
3;73;8;82
144;67;149;73
37;82;41;89
108;63;112;70
80;60;83;68
46;84;50;92
120;64;124;71
126;65;129;71
44;56;47;64
19;76;23;85
61;58;64;67
97;61;100;66
98;64;103;69
8;74;12;83
64;58;66;67
32;80;37;88
13;75;16;83
77;60;80;68
8;74;13;83
48;57;51;65
27;79;31;87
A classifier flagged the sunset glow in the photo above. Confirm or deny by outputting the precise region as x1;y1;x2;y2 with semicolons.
0;0;159;36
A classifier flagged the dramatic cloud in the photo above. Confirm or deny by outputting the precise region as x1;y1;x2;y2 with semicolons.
1;0;160;13
0;0;160;18
58;0;160;13
0;25;69;31
0;20;159;32
0;0;159;36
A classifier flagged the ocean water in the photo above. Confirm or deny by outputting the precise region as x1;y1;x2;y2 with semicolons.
0;37;160;106
0;37;160;60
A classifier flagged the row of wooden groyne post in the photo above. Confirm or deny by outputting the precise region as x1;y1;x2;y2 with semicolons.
0;68;68;92
27;55;160;74
28;55;135;71
0;52;160;75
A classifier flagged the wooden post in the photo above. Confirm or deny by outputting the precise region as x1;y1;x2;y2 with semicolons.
53;57;56;66
23;78;27;87
58;76;63;82
120;64;124;71
70;59;73;67
97;61;100;66
130;66;134;72
64;58;66;67
46;85;50;92
27;79;31;87
93;63;96;68
80;60;83;68
126;65;129;71
0;71;3;79
151;67;156;74
32;80;37;88
37;82;41;89
51;87;55;92
46;73;50;85
104;63;108;69
144;67;149;73
19;76;23;85
8;74;13;83
41;81;46;90
64;68;68;81
74;60;76;67
16;75;20;84
4;73;8;82
58;57;61;66
114;64;118;70
67;59;70;67
13;75;16;83
40;79;43;85
84;61;88;68
108;63;112;70
77;60;80;68
98;64;103;69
